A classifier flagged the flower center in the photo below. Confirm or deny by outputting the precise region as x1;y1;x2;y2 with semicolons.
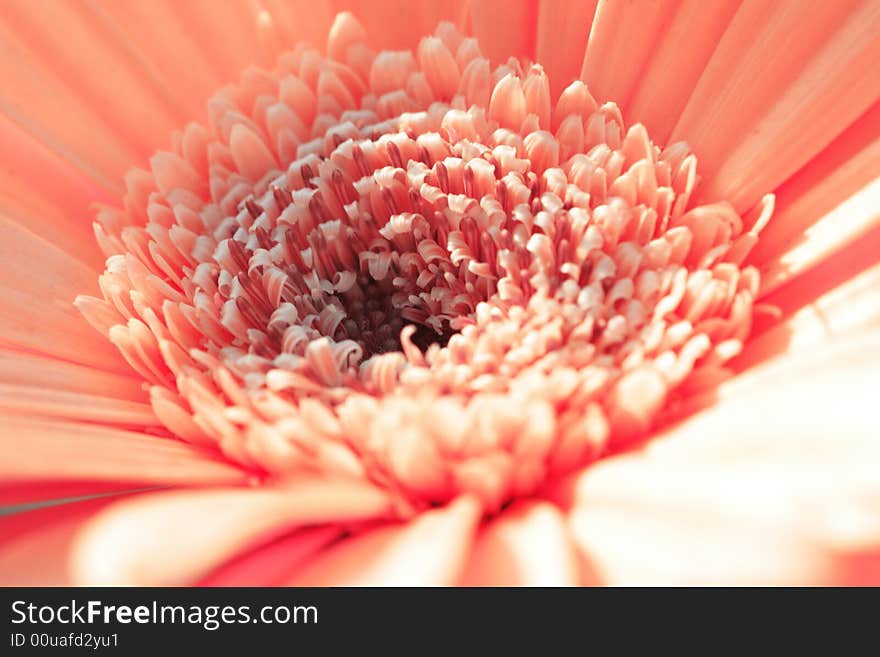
225;128;488;366
77;14;772;514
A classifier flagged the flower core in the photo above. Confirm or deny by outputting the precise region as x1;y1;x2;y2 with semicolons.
77;14;772;513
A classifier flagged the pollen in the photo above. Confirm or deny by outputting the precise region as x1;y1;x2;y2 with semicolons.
76;13;773;514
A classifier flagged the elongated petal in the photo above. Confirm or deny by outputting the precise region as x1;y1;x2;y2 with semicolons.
468;0;536;63
0;348;144;399
0;496;131;586
535;0;596;98
460;501;581;586
287;496;481;585
580;0;675;110
747;101;880;280
627;0;740;142
759;178;880;296
0;416;248;491
72;480;394;585
334;1;466;51
198;527;341;586
0;216;130;373
673;0;880;212
739;260;880;370
554;332;880;585
0;384;159;427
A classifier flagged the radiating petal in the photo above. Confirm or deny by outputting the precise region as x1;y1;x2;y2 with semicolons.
0;416;249;493
334;1;467;52
553;332;880;585
580;0;676;111
0;349;145;399
0;384;158;427
0;216;130;373
468;0;536;64
738;258;880;370
149;0;276;80
626;0;740;142
287;496;481;585
747;101;880;282
1;0;878;590
263;0;335;51
0;115;113;268
0;481;148;507
535;0;596;98
86;1;226;119
672;0;880;212
460;501;580;586
198;526;341;586
72;480;394;585
0;495;132;586
758;177;880;296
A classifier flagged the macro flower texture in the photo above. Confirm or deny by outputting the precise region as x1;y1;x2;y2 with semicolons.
0;0;879;587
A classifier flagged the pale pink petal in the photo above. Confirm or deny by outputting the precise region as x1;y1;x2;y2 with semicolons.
747;102;880;281
554;332;880;585
287;496;481;585
72;480;394;585
738;261;880;370
0;496;131;586
198;526;341;586
460;501;581;586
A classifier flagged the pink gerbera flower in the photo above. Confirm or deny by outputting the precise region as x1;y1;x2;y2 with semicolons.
1;0;879;586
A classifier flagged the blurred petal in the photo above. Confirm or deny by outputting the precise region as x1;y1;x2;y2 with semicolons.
0;481;148;507
0;348;145;400
0;384;158;427
759;177;880;297
287;496;481;585
198;527;341;586
0;495;131;586
0;115;113;267
460;501;580;586
738;258;880;370
334;0;467;52
554;332;880;585
468;0;536;64
0;0;877;589
748;101;880;286
72;480;394;585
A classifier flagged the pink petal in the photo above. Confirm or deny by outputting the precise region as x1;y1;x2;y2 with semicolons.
71;480;393;585
460;501;581;586
553;332;880;585
287;496;481;585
